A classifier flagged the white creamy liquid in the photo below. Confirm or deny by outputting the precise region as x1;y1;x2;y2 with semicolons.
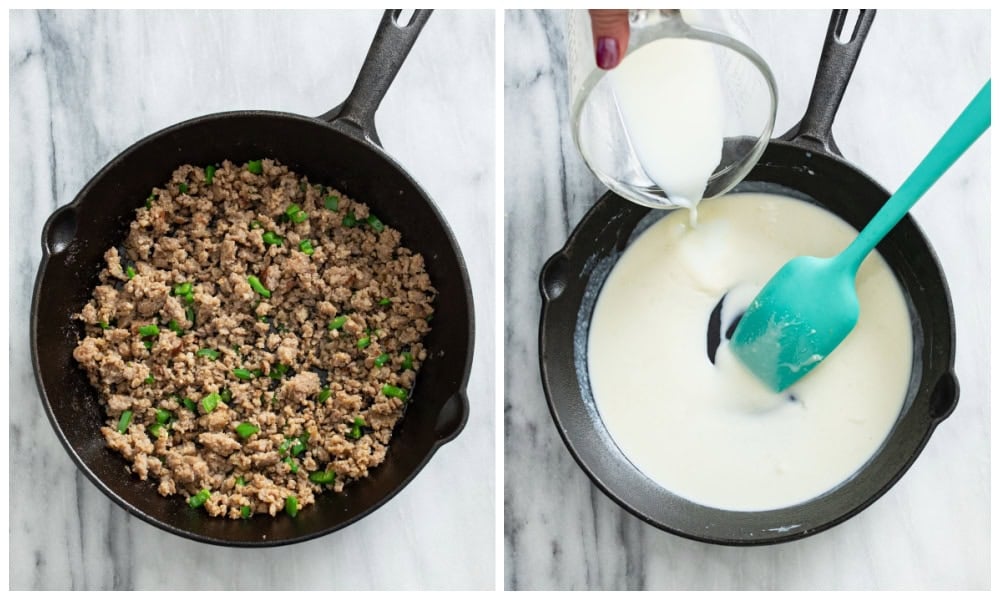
609;38;725;221
587;193;913;512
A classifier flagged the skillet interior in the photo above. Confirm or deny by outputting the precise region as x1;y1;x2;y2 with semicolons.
538;139;958;545
32;111;473;546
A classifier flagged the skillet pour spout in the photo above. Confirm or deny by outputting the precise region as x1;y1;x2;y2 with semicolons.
32;9;474;547
538;9;957;545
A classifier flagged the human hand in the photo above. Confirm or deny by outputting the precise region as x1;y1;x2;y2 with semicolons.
588;9;630;70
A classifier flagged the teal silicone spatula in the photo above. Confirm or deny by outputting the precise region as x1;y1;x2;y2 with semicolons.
730;80;991;392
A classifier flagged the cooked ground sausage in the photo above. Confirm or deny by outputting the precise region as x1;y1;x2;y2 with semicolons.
72;159;435;518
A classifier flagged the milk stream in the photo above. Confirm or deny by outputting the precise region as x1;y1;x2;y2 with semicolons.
609;38;726;225
587;193;912;512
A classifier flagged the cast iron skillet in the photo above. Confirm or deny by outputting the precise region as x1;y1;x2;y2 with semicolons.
32;10;474;547
539;9;958;545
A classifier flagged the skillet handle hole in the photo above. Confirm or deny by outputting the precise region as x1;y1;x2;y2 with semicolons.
834;10;863;45
393;9;416;27
44;205;78;256
434;391;469;443
540;255;569;301
929;370;960;422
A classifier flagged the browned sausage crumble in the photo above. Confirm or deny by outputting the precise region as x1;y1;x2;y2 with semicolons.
72;159;435;518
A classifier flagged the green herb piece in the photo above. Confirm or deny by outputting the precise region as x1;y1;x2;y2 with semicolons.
316;387;331;404
278;439;291;457
235;422;260;439
155;409;172;425
382;384;408;400
342;211;357;227
290;438;306;457
402;352;414;371
240;505;252;519
98;320;110;330
247;275;271;298
172;281;193;296
290;210;308;223
145;196;153;209
258;315;269;323
178;182;189;194
196;348;220;360
139;324;159;337
324;195;339;211
144;374;155;385
378;297;392;306
357;336;371;350
283;456;299;474
374;353;390;368
126;265;137;279
220;388;232;404
148;423;166;439
366;214;385;233
205;165;216;184
236;475;246;486
166;319;182;335
285;203;302;218
247;160;263;175
285;495;298;517
232;368;254;381
298;239;314;255
188;488;210;508
309;470;336;485
143;340;153;350
201;392;221;413
117;410;133;433
269;363;289;380
262;231;283;246
350;416;365;439
182;397;197;412
327;316;348;330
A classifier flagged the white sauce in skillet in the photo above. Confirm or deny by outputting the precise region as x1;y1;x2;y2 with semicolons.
587;192;912;512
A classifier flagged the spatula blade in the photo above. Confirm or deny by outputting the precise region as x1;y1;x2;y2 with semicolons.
730;256;859;392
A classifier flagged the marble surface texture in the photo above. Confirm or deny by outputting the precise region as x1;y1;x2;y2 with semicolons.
10;10;495;590
504;9;989;590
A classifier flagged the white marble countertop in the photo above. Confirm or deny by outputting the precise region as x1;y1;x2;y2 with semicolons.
10;9;495;590
504;9;989;590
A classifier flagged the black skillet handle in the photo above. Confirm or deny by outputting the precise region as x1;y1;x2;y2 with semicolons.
778;9;876;157
318;10;432;148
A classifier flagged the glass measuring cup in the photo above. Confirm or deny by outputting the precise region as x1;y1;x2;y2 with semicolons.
569;9;778;210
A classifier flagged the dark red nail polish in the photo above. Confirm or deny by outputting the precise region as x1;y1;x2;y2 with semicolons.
596;37;620;70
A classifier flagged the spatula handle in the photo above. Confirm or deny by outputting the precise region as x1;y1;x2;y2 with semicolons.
840;80;991;272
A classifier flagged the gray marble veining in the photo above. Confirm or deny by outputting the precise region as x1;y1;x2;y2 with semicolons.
10;9;495;590
504;9;989;590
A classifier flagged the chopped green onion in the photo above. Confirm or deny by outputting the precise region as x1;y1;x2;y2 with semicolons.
189;488;210;508
143;340;153;350
324;195;339;211
247;275;271;298
117;410;133;433
148;423;166;439
235;422;260;439
144;374;155;385
172;281;193;296
126;265;137;279
251;369;263;377
316;387;331;404
139;324;159;337
357;336;371;350
232;368;254;381
205;165;216;184
240;505;252;519
269;363;289;380
258;315;269;323
182;397;197;412
309;470;336;485
298;239;314;255
236;475;246;486
283;456;299;474
196;348;220;360
285;203;302;218
378;297;392;306
290;438;306;457
247;160;263;175
262;231;283;246
201;392;221;413
382;384;408;400
402;352;414;371
278;439;291;456
167;319;182;335
350;416;365;439
155;409;172;424
98;320;110;330
145;196;153;209
367;214;385;233
178;182;189;194
342;212;357;227
220;388;232;404
285;495;298;517
327;316;348;330
290;210;308;224
374;353;390;368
